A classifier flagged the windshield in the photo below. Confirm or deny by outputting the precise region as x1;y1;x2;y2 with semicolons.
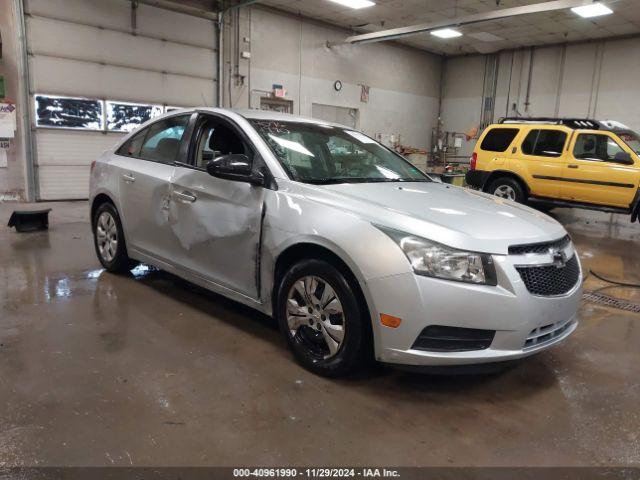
616;130;640;155
617;131;640;155
249;120;430;184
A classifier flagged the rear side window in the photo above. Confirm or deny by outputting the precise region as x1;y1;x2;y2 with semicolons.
116;115;189;163
480;128;519;152
116;129;146;157
139;115;190;164
521;129;567;158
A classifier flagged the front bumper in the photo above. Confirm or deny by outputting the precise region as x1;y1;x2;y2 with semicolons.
366;254;582;366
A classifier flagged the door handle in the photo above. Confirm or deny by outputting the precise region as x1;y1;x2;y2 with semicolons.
122;173;136;183
568;165;579;169
174;191;197;203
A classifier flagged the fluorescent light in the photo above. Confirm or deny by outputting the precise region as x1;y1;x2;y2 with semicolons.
430;28;463;39
571;2;613;18
328;0;375;9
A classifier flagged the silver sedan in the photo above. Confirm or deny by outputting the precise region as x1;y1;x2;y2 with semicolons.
89;108;581;377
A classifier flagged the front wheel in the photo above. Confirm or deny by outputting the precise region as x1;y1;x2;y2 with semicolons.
488;177;526;203
277;259;368;377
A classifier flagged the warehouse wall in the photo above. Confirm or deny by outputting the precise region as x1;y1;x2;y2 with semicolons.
26;0;218;200
441;36;640;157
226;7;442;149
0;0;27;201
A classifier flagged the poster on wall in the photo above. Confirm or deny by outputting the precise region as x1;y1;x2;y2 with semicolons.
106;101;163;132
360;85;370;103
0;139;9;168
35;95;103;130
0;102;16;138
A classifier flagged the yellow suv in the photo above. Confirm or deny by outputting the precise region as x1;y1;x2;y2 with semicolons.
465;118;640;221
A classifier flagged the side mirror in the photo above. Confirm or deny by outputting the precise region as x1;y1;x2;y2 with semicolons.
614;151;633;165
206;154;265;186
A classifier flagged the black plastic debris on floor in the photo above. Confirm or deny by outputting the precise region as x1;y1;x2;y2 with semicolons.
7;209;52;232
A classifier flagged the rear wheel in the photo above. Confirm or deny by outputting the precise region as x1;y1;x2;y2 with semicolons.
488;177;526;203
277;259;367;377
93;202;137;273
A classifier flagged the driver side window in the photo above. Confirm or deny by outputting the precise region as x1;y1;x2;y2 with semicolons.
573;134;625;162
194;119;250;169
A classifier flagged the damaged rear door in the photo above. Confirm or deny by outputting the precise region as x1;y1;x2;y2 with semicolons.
168;113;266;300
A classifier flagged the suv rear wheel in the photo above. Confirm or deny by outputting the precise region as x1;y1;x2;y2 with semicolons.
488;177;526;203
276;259;367;377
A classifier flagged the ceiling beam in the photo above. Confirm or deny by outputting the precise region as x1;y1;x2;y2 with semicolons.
343;0;593;45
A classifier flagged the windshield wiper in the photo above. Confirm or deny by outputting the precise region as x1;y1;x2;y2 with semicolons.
297;177;431;185
343;177;431;183
297;178;349;185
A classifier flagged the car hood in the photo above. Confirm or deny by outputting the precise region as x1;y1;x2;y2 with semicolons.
301;181;567;255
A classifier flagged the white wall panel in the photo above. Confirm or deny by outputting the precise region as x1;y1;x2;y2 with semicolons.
441;36;640;158
36;130;124;166
27;0;216;49
247;7;440;150
25;0;217;199
31;55;213;107
441;56;483;142
557;43;598;118
596;37;640;129
36;131;124;200
28;16;216;80
37;166;92;200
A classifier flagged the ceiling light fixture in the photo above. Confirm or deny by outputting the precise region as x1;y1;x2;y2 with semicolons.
571;2;613;18
430;28;463;39
328;0;375;9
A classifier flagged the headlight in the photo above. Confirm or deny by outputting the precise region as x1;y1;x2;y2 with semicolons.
377;226;497;285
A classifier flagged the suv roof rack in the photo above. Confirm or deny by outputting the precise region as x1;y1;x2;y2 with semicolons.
498;117;601;129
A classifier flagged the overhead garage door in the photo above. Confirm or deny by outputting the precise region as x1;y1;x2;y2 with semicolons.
25;0;218;200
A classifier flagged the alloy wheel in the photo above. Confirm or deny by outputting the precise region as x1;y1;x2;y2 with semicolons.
494;184;516;200
286;276;345;359
96;211;118;263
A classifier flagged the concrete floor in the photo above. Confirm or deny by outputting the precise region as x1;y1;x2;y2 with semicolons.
0;201;639;467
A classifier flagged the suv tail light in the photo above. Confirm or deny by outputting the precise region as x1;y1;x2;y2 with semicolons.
470;152;477;170
90;160;96;172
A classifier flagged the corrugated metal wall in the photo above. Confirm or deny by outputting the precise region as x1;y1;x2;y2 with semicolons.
25;0;218;200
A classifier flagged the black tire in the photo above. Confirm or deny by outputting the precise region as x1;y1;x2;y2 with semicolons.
488;176;526;203
276;259;368;377
92;202;137;274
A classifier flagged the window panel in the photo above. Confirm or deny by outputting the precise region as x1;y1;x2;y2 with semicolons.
35;95;103;130
106;101;163;132
574;134;625;162
521;130;566;158
116;129;147;158
195;120;249;169
480;128;519;152
138;115;190;164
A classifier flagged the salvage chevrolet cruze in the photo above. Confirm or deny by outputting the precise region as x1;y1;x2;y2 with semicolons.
90;108;581;377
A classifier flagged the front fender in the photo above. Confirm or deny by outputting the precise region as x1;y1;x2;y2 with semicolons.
260;189;413;355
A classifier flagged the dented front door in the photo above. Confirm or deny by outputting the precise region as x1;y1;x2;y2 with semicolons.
167;166;265;299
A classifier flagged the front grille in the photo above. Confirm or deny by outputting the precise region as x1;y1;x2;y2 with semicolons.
412;325;495;352
524;318;575;349
509;235;571;255
516;255;580;296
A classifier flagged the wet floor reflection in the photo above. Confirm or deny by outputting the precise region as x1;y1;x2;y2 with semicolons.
0;204;639;466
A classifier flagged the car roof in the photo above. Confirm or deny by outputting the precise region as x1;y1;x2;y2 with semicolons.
184;107;351;129
491;117;636;134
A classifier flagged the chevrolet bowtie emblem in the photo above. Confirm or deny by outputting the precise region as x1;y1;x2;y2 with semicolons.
550;248;568;268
